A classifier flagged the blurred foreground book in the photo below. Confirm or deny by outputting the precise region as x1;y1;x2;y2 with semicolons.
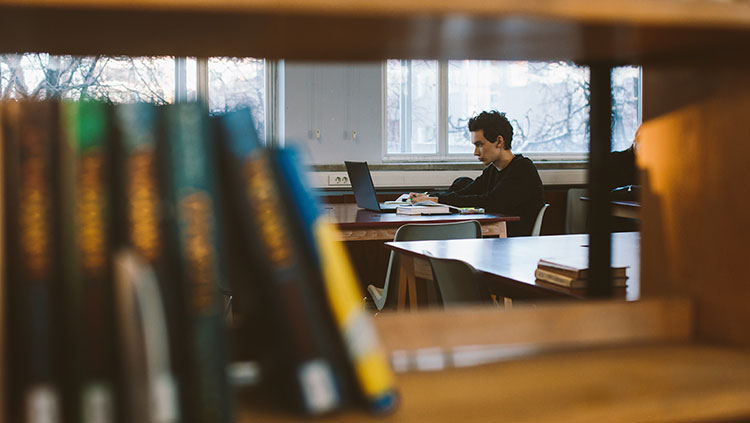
2;99;397;422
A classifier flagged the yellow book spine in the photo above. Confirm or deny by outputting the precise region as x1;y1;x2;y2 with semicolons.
313;218;397;412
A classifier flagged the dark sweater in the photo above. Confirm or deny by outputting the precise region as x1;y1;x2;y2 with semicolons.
608;146;637;189
434;155;545;237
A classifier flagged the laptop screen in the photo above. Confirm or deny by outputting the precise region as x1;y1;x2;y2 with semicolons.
344;161;381;211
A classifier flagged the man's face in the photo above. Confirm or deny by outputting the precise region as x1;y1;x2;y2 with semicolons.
471;129;504;165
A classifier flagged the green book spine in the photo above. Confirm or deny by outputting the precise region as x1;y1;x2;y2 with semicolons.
162;103;229;423
65;100;119;423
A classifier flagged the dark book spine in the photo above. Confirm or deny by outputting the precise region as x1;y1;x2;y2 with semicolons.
162;103;229;423
217;109;344;415
67;101;119;423
272;148;398;414
113;102;180;423
3;100;64;423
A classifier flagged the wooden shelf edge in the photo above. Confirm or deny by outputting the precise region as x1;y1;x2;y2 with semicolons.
238;343;750;422
373;297;694;353
2;1;750;62
3;0;750;28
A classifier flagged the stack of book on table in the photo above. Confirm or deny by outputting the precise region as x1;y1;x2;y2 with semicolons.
535;256;628;289
396;200;453;215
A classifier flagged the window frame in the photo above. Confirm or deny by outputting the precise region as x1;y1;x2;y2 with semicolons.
197;56;275;146
382;60;642;163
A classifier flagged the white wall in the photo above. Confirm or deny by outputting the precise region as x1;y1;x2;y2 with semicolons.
283;62;384;165
282;62;587;188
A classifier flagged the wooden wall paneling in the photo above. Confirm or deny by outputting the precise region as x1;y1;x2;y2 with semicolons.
640;64;750;345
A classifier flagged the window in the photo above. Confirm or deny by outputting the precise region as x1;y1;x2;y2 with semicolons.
208;57;267;140
1;54;269;141
385;60;641;161
0;54;175;103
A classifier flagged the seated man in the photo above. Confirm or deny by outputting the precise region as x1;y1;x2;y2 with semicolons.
410;110;544;237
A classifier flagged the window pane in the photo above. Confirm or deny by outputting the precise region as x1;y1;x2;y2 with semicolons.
208;57;266;140
0;54;174;103
448;61;590;155
386;59;438;155
186;57;198;102
612;66;640;151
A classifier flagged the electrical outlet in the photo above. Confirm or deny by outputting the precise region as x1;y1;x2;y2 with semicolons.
328;175;350;186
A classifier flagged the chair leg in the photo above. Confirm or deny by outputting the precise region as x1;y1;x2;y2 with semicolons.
224;295;233;325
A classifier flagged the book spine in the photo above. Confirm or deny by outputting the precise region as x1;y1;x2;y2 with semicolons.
537;264;627;280
112;249;150;423
217;109;343;415
3;100;64;423
272;148;398;413
58;100;81;423
535;268;583;288
113;103;180;423
70;101;119;423
536;262;585;279
535;268;627;288
163;102;229;423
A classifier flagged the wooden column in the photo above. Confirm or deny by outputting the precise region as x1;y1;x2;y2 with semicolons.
587;64;613;297
640;64;750;346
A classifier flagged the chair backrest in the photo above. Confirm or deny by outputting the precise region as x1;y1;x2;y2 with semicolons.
427;257;493;307
380;220;482;309
566;188;588;234
531;203;550;237
393;220;483;242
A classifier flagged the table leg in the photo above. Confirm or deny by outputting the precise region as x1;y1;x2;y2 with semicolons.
397;258;408;311
402;255;418;310
481;221;507;238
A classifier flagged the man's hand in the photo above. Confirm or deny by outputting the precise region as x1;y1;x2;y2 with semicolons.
409;193;438;203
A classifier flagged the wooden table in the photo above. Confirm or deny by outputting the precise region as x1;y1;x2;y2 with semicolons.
610;200;640;220
580;197;641;220
385;232;640;307
324;203;519;241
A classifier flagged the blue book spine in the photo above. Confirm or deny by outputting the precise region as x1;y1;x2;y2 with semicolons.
163;102;229;423
218;108;344;415
271;148;399;414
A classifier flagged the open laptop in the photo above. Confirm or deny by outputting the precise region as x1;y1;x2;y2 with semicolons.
344;161;403;212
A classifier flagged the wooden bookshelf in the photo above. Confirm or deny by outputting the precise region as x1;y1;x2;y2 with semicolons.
240;344;750;422
239;299;750;422
3;0;750;421
1;0;750;62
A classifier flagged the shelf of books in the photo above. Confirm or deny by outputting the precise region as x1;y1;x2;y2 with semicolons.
3;1;750;422
4;98;750;422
